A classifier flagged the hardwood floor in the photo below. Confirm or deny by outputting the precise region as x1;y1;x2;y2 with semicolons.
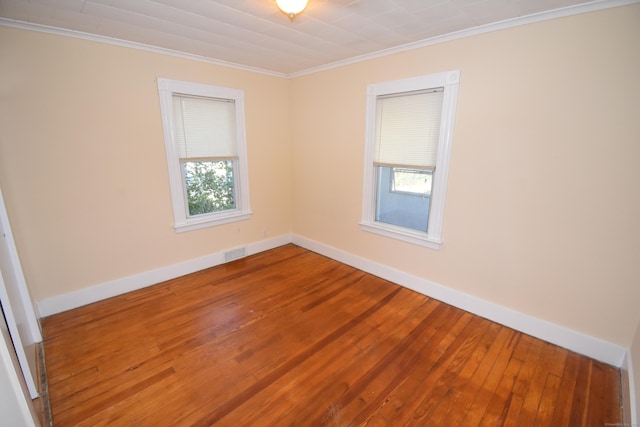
42;244;621;426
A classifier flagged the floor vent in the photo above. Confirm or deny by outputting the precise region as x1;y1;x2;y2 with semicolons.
225;247;247;262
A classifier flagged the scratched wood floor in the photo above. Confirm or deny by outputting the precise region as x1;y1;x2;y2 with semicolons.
42;244;621;426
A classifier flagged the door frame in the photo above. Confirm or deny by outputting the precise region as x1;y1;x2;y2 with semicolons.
0;187;41;398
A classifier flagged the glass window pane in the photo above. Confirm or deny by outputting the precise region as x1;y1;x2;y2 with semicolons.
182;160;236;216
375;166;431;232
392;168;432;196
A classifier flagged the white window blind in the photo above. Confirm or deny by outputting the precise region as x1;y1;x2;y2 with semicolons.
173;94;237;159
374;88;444;169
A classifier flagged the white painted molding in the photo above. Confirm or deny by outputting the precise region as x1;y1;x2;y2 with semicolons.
156;77;253;233
1;0;638;79
0;320;39;427
289;0;640;77
0;189;41;343
0;18;287;79
290;0;640;77
292;235;627;368
360;70;460;250
36;234;292;317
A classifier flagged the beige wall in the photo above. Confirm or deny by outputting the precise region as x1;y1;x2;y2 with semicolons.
0;5;638;351
290;5;640;348
0;27;292;302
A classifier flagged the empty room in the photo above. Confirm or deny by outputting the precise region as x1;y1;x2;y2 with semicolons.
0;0;639;425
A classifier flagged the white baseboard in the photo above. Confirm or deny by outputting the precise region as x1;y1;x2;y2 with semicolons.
37;232;627;370
292;235;627;368
36;234;292;317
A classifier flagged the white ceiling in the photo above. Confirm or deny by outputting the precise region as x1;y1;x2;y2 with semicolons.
0;0;627;75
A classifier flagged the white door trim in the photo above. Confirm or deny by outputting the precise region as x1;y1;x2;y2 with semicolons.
0;188;41;398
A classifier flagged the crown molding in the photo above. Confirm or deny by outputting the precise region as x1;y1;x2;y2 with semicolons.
0;17;288;79
289;0;640;77
1;0;638;79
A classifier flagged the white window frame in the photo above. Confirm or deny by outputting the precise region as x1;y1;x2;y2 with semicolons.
157;78;252;232
360;70;460;249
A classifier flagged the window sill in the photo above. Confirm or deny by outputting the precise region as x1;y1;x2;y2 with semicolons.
175;210;252;233
359;221;442;250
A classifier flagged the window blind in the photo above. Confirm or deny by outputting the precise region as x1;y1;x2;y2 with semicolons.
173;94;237;159
374;88;444;169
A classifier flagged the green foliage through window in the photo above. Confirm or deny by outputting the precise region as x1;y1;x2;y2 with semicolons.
183;160;236;216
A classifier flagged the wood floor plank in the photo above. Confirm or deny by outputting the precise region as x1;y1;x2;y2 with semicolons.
549;351;580;426
477;340;525;427
178;284;410;425
235;294;438;426
569;357;593;426
533;373;562;426
502;335;545;426
41;245;622;426
409;320;501;425
345;306;473;426
443;326;518;426
586;361;622;426
317;301;458;426
189;287;404;426
515;341;562;427
399;315;488;424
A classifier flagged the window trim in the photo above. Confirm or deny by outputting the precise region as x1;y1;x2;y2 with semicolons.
157;78;252;232
360;70;460;249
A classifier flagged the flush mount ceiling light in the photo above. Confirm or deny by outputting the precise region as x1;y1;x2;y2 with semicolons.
275;0;309;21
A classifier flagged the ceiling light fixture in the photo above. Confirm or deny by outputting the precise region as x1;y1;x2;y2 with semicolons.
275;0;309;21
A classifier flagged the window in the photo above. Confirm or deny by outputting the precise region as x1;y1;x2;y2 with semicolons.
157;78;251;232
361;71;460;249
